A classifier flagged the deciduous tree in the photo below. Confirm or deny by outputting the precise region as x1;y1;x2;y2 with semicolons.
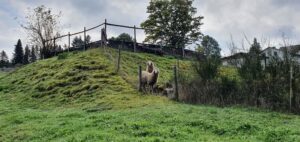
21;5;61;59
141;0;203;50
198;35;221;58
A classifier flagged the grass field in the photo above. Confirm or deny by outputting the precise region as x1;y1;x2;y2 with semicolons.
0;71;7;79
0;48;300;141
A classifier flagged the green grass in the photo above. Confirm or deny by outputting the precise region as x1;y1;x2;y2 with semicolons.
0;47;300;141
0;71;7;78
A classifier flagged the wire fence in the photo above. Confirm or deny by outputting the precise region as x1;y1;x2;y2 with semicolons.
44;19;197;58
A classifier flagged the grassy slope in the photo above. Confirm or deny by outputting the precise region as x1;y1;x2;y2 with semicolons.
0;48;300;142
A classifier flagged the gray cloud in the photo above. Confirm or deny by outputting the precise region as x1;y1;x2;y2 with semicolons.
0;0;300;57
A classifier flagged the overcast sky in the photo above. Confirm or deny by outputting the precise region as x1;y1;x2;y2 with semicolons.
0;0;300;58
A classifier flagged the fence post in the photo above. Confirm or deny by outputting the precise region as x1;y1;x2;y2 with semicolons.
134;25;136;52
174;65;179;101
68;32;70;52
182;46;185;58
290;64;293;112
43;40;46;50
104;19;107;36
116;45;121;73
53;37;56;48
139;65;142;92
84;27;86;50
53;37;56;56
42;41;46;59
177;59;179;69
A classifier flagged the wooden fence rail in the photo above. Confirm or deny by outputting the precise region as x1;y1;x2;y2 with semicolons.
44;19;197;58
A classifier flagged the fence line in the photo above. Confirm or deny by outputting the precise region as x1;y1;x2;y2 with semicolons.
45;20;147;43
43;19;196;58
45;23;105;42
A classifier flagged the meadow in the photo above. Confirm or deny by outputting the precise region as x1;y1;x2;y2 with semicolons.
0;48;300;142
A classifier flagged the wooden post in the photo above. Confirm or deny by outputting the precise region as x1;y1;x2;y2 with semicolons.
116;45;121;73
42;41;46;59
182;46;185;58
174;65;179;101
68;32;70;52
175;43;178;57
53;37;56;49
84;27;86;50
290;64;293;112
134;25;136;52
139;65;142;92
53;37;56;56
104;19;107;36
177;59;179;69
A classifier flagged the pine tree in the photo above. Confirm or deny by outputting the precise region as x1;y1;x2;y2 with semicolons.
23;45;30;64
240;38;263;80
30;46;37;62
0;50;9;67
249;38;261;55
72;36;84;48
13;39;24;64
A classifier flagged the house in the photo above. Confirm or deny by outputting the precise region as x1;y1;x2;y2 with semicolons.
260;47;284;68
222;45;300;67
221;52;246;67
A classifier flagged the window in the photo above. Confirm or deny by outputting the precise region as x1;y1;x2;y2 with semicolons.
274;51;278;56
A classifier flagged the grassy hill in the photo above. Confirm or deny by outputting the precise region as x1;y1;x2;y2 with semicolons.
0;47;300;142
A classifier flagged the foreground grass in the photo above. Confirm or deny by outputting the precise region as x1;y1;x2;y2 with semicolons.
0;71;7;79
1;99;300;142
0;47;300;141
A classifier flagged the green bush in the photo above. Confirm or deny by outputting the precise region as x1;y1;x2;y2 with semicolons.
57;53;68;60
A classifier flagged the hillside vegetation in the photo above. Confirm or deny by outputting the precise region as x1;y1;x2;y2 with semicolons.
0;47;300;142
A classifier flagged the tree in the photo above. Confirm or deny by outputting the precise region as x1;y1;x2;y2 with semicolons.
30;46;37;62
249;38;261;55
72;36;84;48
35;46;41;59
85;35;91;44
141;0;203;49
198;35;221;58
194;35;221;80
240;38;263;80
23;45;30;64
71;35;91;49
13;39;24;64
0;50;9;67
110;33;133;42
21;5;61;59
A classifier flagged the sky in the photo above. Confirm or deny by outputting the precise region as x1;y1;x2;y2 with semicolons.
0;0;300;58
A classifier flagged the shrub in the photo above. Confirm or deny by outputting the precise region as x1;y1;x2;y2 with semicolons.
57;53;68;60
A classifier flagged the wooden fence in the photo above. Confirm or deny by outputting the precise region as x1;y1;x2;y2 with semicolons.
44;19;197;58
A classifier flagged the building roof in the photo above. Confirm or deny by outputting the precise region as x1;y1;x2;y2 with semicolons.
221;52;247;60
279;45;300;54
222;45;300;61
261;47;280;53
